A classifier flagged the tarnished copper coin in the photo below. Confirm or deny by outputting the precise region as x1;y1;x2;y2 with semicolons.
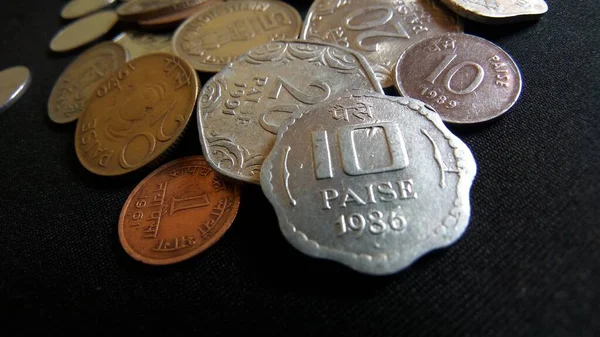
117;0;206;21
119;156;241;265
74;53;199;176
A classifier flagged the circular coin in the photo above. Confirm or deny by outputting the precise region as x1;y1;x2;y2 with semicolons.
301;0;462;87
113;31;172;59
440;0;548;24
116;0;205;21
394;33;522;124
0;66;31;114
138;0;221;30
119;156;241;265
61;0;116;20
198;40;383;184
48;42;128;124
75;53;199;176
173;0;302;72
261;90;477;275
50;10;119;52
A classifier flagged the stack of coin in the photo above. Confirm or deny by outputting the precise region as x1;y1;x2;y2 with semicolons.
40;0;546;274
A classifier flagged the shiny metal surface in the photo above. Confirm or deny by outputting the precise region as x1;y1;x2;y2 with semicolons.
301;0;462;87
49;10;118;52
441;0;548;24
113;31;172;59
261;90;477;275
61;0;116;20
0;66;31;114
198;40;383;184
395;33;522;124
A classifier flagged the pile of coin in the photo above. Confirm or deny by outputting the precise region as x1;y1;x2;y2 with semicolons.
41;0;546;275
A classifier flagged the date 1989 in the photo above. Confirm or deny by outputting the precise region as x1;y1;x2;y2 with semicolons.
335;207;407;237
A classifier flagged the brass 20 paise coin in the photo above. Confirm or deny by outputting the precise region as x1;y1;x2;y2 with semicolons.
48;41;128;124
172;0;302;72
75;52;199;176
119;156;241;265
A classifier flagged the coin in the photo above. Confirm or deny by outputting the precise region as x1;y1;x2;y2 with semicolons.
48;42;128;124
172;0;302;72
394;33;522;124
61;0;116;20
116;0;206;21
198;40;383;184
440;0;548;24
0;66;31;114
138;0;221;30
50;10;119;52
113;31;172;59
119;156;241;265
301;0;462;88
75;53;199;176
261;90;477;275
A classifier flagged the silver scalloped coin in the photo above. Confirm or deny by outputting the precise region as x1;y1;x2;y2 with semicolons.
440;0;548;24
260;90;477;275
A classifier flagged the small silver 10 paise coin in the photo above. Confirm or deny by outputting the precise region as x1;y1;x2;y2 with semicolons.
261;91;477;275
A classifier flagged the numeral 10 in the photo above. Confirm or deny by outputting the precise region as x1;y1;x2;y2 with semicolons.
425;54;485;95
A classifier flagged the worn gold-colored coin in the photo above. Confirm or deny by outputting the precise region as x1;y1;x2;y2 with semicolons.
119;156;241;265
75;53;199;176
113;31;172;59
116;0;205;21
48;42;128;124
172;0;302;72
138;0;222;30
302;0;462;87
50;10;119;52
61;0;116;19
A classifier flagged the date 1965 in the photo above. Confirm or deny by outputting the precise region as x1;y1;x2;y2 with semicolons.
335;206;407;237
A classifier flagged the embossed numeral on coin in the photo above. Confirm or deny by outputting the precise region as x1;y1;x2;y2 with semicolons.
260;76;332;134
335;206;407;236
425;54;485;95
344;5;410;52
311;122;409;179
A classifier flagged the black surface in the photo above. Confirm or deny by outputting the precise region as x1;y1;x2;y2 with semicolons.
1;0;598;335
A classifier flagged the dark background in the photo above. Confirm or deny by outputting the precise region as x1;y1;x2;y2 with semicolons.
1;0;598;335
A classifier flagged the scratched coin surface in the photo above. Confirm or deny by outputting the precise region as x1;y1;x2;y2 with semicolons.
395;33;522;124
61;0;116;19
48;42;128;124
301;0;462;87
198;40;383;184
119;156;241;265
440;0;548;24
116;0;205;21
172;0;302;72
75;53;199;176
0;66;31;114
261;90;477;275
50;10;118;52
113;31;172;59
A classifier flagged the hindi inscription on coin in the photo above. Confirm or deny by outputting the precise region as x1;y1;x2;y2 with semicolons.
119;156;241;265
394;33;522;124
198;40;383;184
75;53;199;176
172;0;302;72
440;0;548;24
261;90;477;275
48;42;128;124
301;0;462;87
